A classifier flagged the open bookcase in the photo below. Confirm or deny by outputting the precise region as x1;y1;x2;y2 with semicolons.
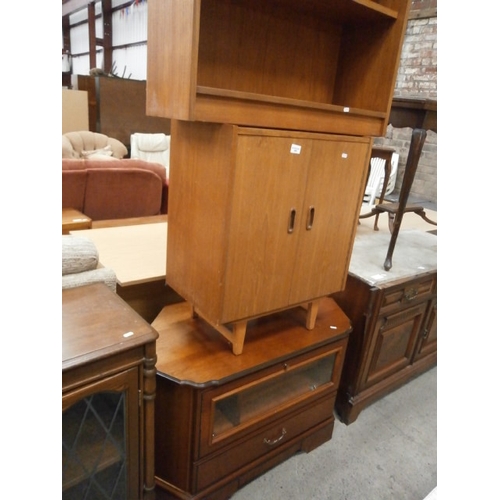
147;0;411;136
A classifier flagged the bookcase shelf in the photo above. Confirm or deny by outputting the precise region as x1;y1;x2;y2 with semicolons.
146;0;410;136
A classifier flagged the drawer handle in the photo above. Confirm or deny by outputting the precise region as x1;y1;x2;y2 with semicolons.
263;428;287;446
404;288;418;301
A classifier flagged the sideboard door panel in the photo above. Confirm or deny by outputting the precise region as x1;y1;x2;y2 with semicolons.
363;302;428;388
414;299;437;361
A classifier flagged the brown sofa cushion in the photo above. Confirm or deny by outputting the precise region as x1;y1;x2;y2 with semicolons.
84;168;163;220
62;170;87;212
62;158;169;219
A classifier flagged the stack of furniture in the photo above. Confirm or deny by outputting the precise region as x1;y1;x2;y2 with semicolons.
146;0;411;498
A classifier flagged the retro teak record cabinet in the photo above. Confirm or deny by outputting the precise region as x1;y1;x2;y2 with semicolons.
166;122;370;353
147;0;411;354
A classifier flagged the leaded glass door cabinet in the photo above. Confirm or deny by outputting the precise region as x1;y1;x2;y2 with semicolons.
62;283;159;500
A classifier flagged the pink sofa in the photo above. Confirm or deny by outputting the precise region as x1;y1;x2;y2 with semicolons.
62;158;169;221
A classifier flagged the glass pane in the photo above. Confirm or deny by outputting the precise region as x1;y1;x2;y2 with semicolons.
62;392;127;500
213;352;336;438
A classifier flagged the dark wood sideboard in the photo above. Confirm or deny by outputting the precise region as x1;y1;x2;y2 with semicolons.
333;230;437;424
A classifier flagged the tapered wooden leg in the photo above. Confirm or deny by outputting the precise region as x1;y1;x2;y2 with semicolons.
191;305;248;355
190;303;198;319
231;321;247;355
306;299;320;330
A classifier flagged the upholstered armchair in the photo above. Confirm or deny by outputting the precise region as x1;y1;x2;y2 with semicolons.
130;132;171;178
62;131;128;160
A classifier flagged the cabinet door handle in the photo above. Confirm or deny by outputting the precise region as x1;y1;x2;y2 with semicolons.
263;427;287;446
306;206;315;230
288;208;296;233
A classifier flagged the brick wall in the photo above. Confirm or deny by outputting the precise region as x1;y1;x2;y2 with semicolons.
374;0;437;206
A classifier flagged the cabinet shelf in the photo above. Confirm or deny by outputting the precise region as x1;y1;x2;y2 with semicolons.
269;0;400;22
197;86;387;117
147;0;410;136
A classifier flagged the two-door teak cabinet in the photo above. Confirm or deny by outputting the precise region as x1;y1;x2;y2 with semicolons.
62;283;159;499
166;122;371;352
152;297;351;500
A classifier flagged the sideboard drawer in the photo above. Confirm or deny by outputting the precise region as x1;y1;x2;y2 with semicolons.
380;275;435;315
194;393;335;491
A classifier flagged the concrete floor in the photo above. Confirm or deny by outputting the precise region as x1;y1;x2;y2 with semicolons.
232;366;437;500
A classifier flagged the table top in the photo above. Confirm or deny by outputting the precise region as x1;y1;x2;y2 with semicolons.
152;297;351;387
71;221;167;286
348;229;437;286
62;208;92;233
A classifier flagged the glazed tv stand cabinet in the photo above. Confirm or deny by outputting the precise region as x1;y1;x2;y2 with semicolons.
152;297;352;500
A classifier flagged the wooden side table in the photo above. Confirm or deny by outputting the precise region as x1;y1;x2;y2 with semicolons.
62;283;159;499
62;208;92;234
358;97;437;270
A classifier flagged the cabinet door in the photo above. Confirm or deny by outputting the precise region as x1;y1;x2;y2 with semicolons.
289;138;370;303
62;368;140;500
361;301;428;389
414;298;437;361
198;344;342;458
221;134;311;321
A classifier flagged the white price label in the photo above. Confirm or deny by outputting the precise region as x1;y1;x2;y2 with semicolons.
290;144;302;154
